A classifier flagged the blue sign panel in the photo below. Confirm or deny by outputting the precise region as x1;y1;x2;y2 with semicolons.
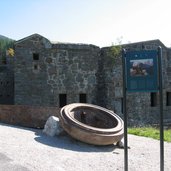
125;50;158;92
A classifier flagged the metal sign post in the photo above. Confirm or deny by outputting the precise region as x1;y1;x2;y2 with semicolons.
122;49;128;171
158;46;164;171
122;47;164;171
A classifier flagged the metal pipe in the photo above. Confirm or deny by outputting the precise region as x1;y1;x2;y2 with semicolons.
122;48;128;171
158;46;164;171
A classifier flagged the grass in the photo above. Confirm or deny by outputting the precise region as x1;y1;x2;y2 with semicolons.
128;127;171;142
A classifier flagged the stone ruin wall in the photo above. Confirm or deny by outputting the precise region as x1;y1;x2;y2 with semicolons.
14;34;100;107
1;34;171;127
0;56;14;105
0;104;59;128
102;40;171;125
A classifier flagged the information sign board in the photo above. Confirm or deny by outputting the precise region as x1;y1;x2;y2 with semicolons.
125;50;158;92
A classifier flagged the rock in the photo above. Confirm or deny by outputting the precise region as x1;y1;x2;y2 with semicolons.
116;139;124;148
43;116;63;136
116;139;131;149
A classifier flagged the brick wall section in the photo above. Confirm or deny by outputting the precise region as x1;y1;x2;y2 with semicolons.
0;105;60;128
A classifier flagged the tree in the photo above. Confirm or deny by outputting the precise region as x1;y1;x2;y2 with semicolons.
107;37;123;64
7;48;15;57
0;36;15;63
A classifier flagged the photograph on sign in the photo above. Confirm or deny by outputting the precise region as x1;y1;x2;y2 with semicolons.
130;59;153;77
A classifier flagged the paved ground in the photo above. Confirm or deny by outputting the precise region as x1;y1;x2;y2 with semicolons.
0;123;170;171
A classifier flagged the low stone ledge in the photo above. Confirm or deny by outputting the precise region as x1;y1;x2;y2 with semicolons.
0;105;60;128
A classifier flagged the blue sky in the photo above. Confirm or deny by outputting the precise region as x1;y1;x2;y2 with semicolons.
0;0;171;47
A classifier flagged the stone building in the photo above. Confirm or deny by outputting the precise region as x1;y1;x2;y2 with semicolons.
14;34;100;107
1;33;171;126
0;56;14;105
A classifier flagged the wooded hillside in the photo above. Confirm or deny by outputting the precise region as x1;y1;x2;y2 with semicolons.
0;35;15;63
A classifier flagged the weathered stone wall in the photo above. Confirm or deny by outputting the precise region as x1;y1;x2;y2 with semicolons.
0;105;60;128
102;40;171;125
14;34;52;106
0;58;14;105
14;34;100;107
13;34;171;126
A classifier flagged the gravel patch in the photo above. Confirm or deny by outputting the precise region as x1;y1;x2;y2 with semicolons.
0;123;170;171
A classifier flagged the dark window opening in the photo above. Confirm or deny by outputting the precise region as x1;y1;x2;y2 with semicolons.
121;98;123;113
34;64;38;70
33;53;39;60
79;93;87;103
151;92;157;107
166;92;171;106
59;94;67;108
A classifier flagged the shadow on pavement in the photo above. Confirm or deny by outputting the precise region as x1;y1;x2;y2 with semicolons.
34;131;120;153
0;122;121;153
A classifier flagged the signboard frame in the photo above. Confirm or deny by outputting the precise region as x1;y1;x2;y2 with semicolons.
125;50;158;92
122;47;164;171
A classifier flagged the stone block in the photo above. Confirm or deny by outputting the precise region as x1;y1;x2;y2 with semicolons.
43;116;63;136
114;87;123;98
